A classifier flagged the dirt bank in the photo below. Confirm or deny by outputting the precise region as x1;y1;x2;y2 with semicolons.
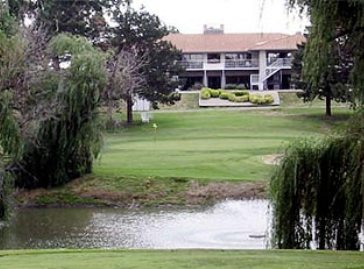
14;176;268;208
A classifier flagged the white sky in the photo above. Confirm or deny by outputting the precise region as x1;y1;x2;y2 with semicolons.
132;0;309;34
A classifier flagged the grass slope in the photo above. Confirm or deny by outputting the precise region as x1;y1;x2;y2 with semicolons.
1;249;363;269
95;108;349;182
17;107;350;207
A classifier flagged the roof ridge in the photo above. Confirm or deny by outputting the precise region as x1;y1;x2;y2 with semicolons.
248;34;297;51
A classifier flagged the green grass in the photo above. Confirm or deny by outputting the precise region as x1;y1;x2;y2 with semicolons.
95;107;351;182
18;106;351;207
1;249;364;269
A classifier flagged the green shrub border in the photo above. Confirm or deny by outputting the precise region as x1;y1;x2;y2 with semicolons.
199;88;275;105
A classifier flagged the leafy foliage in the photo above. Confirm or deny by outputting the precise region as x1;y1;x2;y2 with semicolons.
109;7;183;122
292;33;353;116
34;0;126;43
290;0;364;105
271;113;364;250
13;34;107;188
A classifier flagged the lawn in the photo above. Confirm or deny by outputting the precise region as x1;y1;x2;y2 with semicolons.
95;107;350;182
1;249;363;269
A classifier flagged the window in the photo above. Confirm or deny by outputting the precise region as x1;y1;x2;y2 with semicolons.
183;54;204;61
207;53;221;63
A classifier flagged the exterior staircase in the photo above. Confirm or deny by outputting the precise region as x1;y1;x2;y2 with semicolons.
263;58;292;82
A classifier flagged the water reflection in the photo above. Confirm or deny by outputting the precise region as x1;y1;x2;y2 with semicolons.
0;200;269;249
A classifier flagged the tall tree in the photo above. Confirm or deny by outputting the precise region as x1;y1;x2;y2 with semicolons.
289;0;364;105
270;0;364;250
110;7;183;124
13;34;107;188
292;33;353;116
6;0;129;44
105;48;147;126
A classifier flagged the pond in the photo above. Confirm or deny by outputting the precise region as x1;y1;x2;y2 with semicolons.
0;200;269;249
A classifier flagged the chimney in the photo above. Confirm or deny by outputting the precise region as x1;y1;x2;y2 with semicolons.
220;24;225;33
203;24;224;35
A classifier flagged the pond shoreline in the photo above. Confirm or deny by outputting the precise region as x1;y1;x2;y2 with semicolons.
14;176;267;209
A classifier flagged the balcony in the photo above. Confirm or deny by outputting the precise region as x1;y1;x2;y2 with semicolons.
180;60;204;70
225;59;259;69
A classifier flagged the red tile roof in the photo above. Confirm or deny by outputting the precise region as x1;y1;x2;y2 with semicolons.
164;33;305;53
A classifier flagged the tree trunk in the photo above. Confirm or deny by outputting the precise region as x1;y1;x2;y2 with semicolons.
126;96;133;124
325;95;332;117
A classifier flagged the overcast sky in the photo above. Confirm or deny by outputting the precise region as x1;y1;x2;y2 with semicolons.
132;0;309;34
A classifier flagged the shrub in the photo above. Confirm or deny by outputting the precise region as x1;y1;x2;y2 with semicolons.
219;91;230;100
235;95;249;103
264;94;274;104
235;90;249;97
249;94;260;104
210;89;220;98
228;93;236;102
249;94;275;105
200;89;211;99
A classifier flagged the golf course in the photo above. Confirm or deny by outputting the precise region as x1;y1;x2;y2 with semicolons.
2;96;358;268
15;96;351;207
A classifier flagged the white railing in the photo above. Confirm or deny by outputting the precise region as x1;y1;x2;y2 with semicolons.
180;60;204;69
204;62;225;70
263;57;293;81
225;59;259;68
267;57;292;68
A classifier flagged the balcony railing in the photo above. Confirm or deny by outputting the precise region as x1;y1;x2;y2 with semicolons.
225;59;259;68
180;60;204;69
267;57;293;68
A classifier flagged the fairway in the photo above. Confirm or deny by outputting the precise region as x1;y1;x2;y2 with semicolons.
1;249;363;269
95;108;349;182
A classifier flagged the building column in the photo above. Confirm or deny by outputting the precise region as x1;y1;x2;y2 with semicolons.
221;70;226;89
203;70;208;87
258;50;267;91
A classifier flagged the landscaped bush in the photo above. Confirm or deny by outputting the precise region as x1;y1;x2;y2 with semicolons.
249;94;275;105
219;91;230;100
234;95;249;103
200;88;274;105
210;89;221;98
200;88;211;99
264;94;274;104
234;91;249;97
228;93;236;102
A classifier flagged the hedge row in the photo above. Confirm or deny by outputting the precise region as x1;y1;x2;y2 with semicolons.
200;88;274;105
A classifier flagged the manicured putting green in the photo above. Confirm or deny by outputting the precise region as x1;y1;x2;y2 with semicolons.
95;108;349;181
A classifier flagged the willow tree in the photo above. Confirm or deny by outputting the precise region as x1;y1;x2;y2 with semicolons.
270;0;364;250
13;34;107;188
0;2;24;220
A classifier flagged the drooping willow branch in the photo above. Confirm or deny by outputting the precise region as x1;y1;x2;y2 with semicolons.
270;113;364;250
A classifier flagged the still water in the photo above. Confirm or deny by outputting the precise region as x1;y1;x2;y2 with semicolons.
0;200;269;249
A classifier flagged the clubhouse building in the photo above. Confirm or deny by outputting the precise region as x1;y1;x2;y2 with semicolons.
165;25;305;91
